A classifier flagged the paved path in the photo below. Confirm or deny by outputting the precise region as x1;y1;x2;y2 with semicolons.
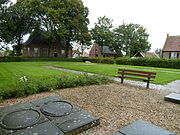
43;66;180;93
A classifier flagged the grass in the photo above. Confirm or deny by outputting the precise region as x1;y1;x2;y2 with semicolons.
46;61;180;85
1;61;180;89
0;62;113;100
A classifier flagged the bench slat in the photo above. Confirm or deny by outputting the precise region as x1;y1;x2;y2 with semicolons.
118;72;156;78
118;69;156;75
117;76;154;81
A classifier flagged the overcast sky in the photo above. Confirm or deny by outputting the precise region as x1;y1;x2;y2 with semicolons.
82;0;180;51
12;0;180;51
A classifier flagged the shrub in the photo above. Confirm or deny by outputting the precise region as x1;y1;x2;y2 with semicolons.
116;57;180;69
0;57;83;62
0;74;114;101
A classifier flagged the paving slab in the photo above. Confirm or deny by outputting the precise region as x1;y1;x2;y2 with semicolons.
0;102;34;117
30;96;64;107
30;96;81;120
164;93;180;104
113;120;176;135
112;132;124;135
52;110;100;135
11;121;64;135
0;106;49;134
0;96;99;135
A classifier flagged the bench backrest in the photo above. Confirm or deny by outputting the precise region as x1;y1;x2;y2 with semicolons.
118;69;156;79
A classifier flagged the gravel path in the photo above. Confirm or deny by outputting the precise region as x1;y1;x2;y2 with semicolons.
43;66;180;92
0;83;179;135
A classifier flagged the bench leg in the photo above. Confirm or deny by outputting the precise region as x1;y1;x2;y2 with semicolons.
121;78;124;83
147;81;149;88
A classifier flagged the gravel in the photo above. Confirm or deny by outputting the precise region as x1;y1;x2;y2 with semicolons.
0;83;180;135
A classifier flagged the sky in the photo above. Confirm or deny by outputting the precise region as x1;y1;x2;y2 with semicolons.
11;0;180;51
82;0;180;51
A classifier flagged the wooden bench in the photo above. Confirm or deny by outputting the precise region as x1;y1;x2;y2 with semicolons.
117;69;157;88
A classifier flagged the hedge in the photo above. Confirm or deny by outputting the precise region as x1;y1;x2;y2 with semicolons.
0;56;180;69
0;57;83;62
82;57;180;69
0;74;114;101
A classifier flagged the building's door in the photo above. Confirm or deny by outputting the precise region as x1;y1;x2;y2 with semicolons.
54;52;58;57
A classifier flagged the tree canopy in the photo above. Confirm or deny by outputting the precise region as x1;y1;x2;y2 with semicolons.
91;16;151;57
0;0;35;55
0;0;90;57
91;16;114;56
113;23;151;56
19;0;90;57
155;48;162;57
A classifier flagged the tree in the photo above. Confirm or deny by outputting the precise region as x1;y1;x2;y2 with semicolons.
113;23;151;57
0;0;35;56
75;27;92;56
91;16;114;56
0;0;11;51
155;48;162;57
19;0;90;57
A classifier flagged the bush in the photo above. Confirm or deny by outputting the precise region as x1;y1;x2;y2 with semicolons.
0;57;83;62
1;56;180;69
0;74;114;101
116;57;180;69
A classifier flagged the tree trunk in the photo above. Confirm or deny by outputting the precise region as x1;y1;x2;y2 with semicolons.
15;37;22;56
65;40;70;58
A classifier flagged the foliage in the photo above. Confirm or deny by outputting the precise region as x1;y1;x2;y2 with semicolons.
0;57;84;62
1;56;180;69
91;17;151;57
154;48;162;57
0;0;90;57
113;23;151;57
116;57;180;69
20;0;90;57
0;74;113;100
0;1;35;56
0;0;13;51
73;29;92;56
91;16;115;55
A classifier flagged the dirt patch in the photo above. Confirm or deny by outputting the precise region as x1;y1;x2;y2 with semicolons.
0;83;179;135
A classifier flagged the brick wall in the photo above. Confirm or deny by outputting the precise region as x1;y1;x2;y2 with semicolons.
162;51;180;59
23;44;72;57
89;43;101;57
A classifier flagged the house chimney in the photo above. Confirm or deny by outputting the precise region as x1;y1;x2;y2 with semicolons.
167;34;169;37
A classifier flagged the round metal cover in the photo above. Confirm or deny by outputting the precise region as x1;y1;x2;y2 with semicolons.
0;109;41;130
40;101;73;117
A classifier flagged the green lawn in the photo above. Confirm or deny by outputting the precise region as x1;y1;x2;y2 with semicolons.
0;61;180;89
0;62;78;89
46;61;180;85
0;62;114;100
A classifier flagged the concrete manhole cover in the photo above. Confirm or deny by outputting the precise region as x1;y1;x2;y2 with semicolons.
0;109;41;130
40;101;73;117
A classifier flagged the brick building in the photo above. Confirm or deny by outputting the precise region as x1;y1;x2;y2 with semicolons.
22;33;72;57
89;43;120;57
162;34;180;59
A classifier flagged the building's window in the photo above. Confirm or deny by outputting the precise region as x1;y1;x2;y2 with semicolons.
34;48;39;57
42;48;48;57
61;50;65;56
170;52;178;58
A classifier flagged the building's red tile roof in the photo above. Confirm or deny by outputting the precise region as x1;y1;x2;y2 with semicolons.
163;35;180;51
